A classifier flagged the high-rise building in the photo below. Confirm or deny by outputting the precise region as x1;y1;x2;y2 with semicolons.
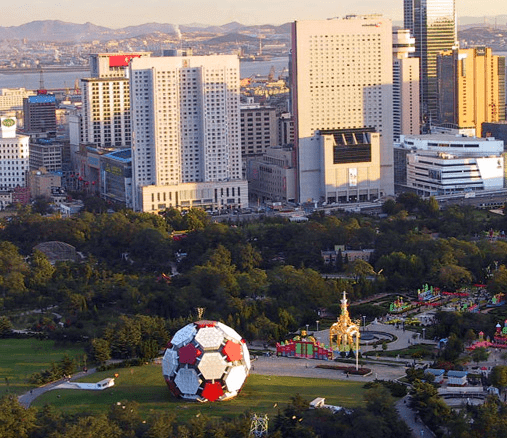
129;55;248;212
393;30;420;140
0;117;29;190
291;16;394;203
0;88;35;113
404;0;456;123
23;91;57;135
80;52;151;148
29;138;63;172
240;102;277;157
437;47;505;134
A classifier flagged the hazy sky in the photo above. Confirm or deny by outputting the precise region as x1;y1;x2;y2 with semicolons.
4;0;506;28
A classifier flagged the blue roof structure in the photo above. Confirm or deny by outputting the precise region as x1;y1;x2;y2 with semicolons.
447;370;468;377
105;148;131;162
28;94;56;104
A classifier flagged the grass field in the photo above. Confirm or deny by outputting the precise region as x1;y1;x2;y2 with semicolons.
0;338;85;395
32;364;366;420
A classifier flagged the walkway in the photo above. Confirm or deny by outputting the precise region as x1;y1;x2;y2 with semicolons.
396;396;435;438
17;367;98;408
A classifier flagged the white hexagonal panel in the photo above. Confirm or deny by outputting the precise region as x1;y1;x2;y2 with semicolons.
174;368;201;395
216;322;242;342
225;365;248;393
171;324;197;348
198;352;227;380
242;342;251;370
162;349;179;378
195;326;224;350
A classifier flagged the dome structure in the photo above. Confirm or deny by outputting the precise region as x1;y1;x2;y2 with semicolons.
162;320;251;402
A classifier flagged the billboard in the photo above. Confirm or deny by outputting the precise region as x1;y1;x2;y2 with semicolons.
108;54;142;67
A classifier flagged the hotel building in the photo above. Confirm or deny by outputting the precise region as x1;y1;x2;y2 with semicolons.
291;15;394;204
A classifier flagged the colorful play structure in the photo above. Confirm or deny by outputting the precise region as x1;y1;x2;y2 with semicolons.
488;293;506;307
276;335;333;360
417;284;441;302
389;296;412;313
467;320;507;350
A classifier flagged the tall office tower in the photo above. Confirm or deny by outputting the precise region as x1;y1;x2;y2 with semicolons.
292;16;394;204
23;91;57;135
437;47;506;134
0;117;29;189
404;0;456;124
393;30;420;140
129;55;248;212
80;53;151;148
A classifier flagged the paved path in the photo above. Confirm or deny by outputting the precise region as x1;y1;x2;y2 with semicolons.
312;321;437;354
18;367;98;408
396;396;435;438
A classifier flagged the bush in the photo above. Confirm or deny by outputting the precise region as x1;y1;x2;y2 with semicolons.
364;379;408;397
316;364;371;375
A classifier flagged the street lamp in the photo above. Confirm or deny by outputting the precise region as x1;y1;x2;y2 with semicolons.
306;324;309;334
422;328;426;340
316;320;320;332
362;315;366;332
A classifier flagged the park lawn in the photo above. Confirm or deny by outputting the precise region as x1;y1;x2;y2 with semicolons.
0;338;85;396
32;364;366;420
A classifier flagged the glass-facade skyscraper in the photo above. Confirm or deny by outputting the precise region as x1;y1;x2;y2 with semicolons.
404;0;456;125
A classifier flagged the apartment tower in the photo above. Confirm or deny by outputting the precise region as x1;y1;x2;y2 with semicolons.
129;55;247;212
80;53;151;148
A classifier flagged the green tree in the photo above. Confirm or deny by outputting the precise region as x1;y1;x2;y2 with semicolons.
346;259;375;282
0;395;37;438
470;347;489;365
28;249;55;292
59;414;122;438
437;264;472;291
490;365;507;395
91;338;111;364
0;316;12;337
0;241;28;302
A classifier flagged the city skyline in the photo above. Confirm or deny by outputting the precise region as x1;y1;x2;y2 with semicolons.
3;0;506;29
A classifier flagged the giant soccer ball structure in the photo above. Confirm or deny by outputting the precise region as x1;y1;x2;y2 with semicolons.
162;320;251;402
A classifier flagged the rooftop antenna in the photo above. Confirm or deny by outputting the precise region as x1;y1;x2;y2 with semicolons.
38;67;47;94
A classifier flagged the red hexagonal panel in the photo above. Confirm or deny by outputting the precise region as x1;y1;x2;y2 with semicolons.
179;343;200;365
223;340;243;362
201;382;224;402
196;320;216;328
165;378;181;397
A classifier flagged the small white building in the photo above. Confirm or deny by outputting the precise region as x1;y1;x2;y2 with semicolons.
447;370;468;386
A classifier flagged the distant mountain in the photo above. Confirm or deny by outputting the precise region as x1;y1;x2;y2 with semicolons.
459;15;507;27
0;20;115;42
0;20;293;43
204;33;259;45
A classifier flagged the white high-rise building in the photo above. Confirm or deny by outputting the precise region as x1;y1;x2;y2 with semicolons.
129;55;248;212
292;16;394;203
79;53;151;149
0;117;29;189
393;30;420;140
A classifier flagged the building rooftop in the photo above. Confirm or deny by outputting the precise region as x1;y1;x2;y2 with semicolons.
27;94;56;104
105;148;132;162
